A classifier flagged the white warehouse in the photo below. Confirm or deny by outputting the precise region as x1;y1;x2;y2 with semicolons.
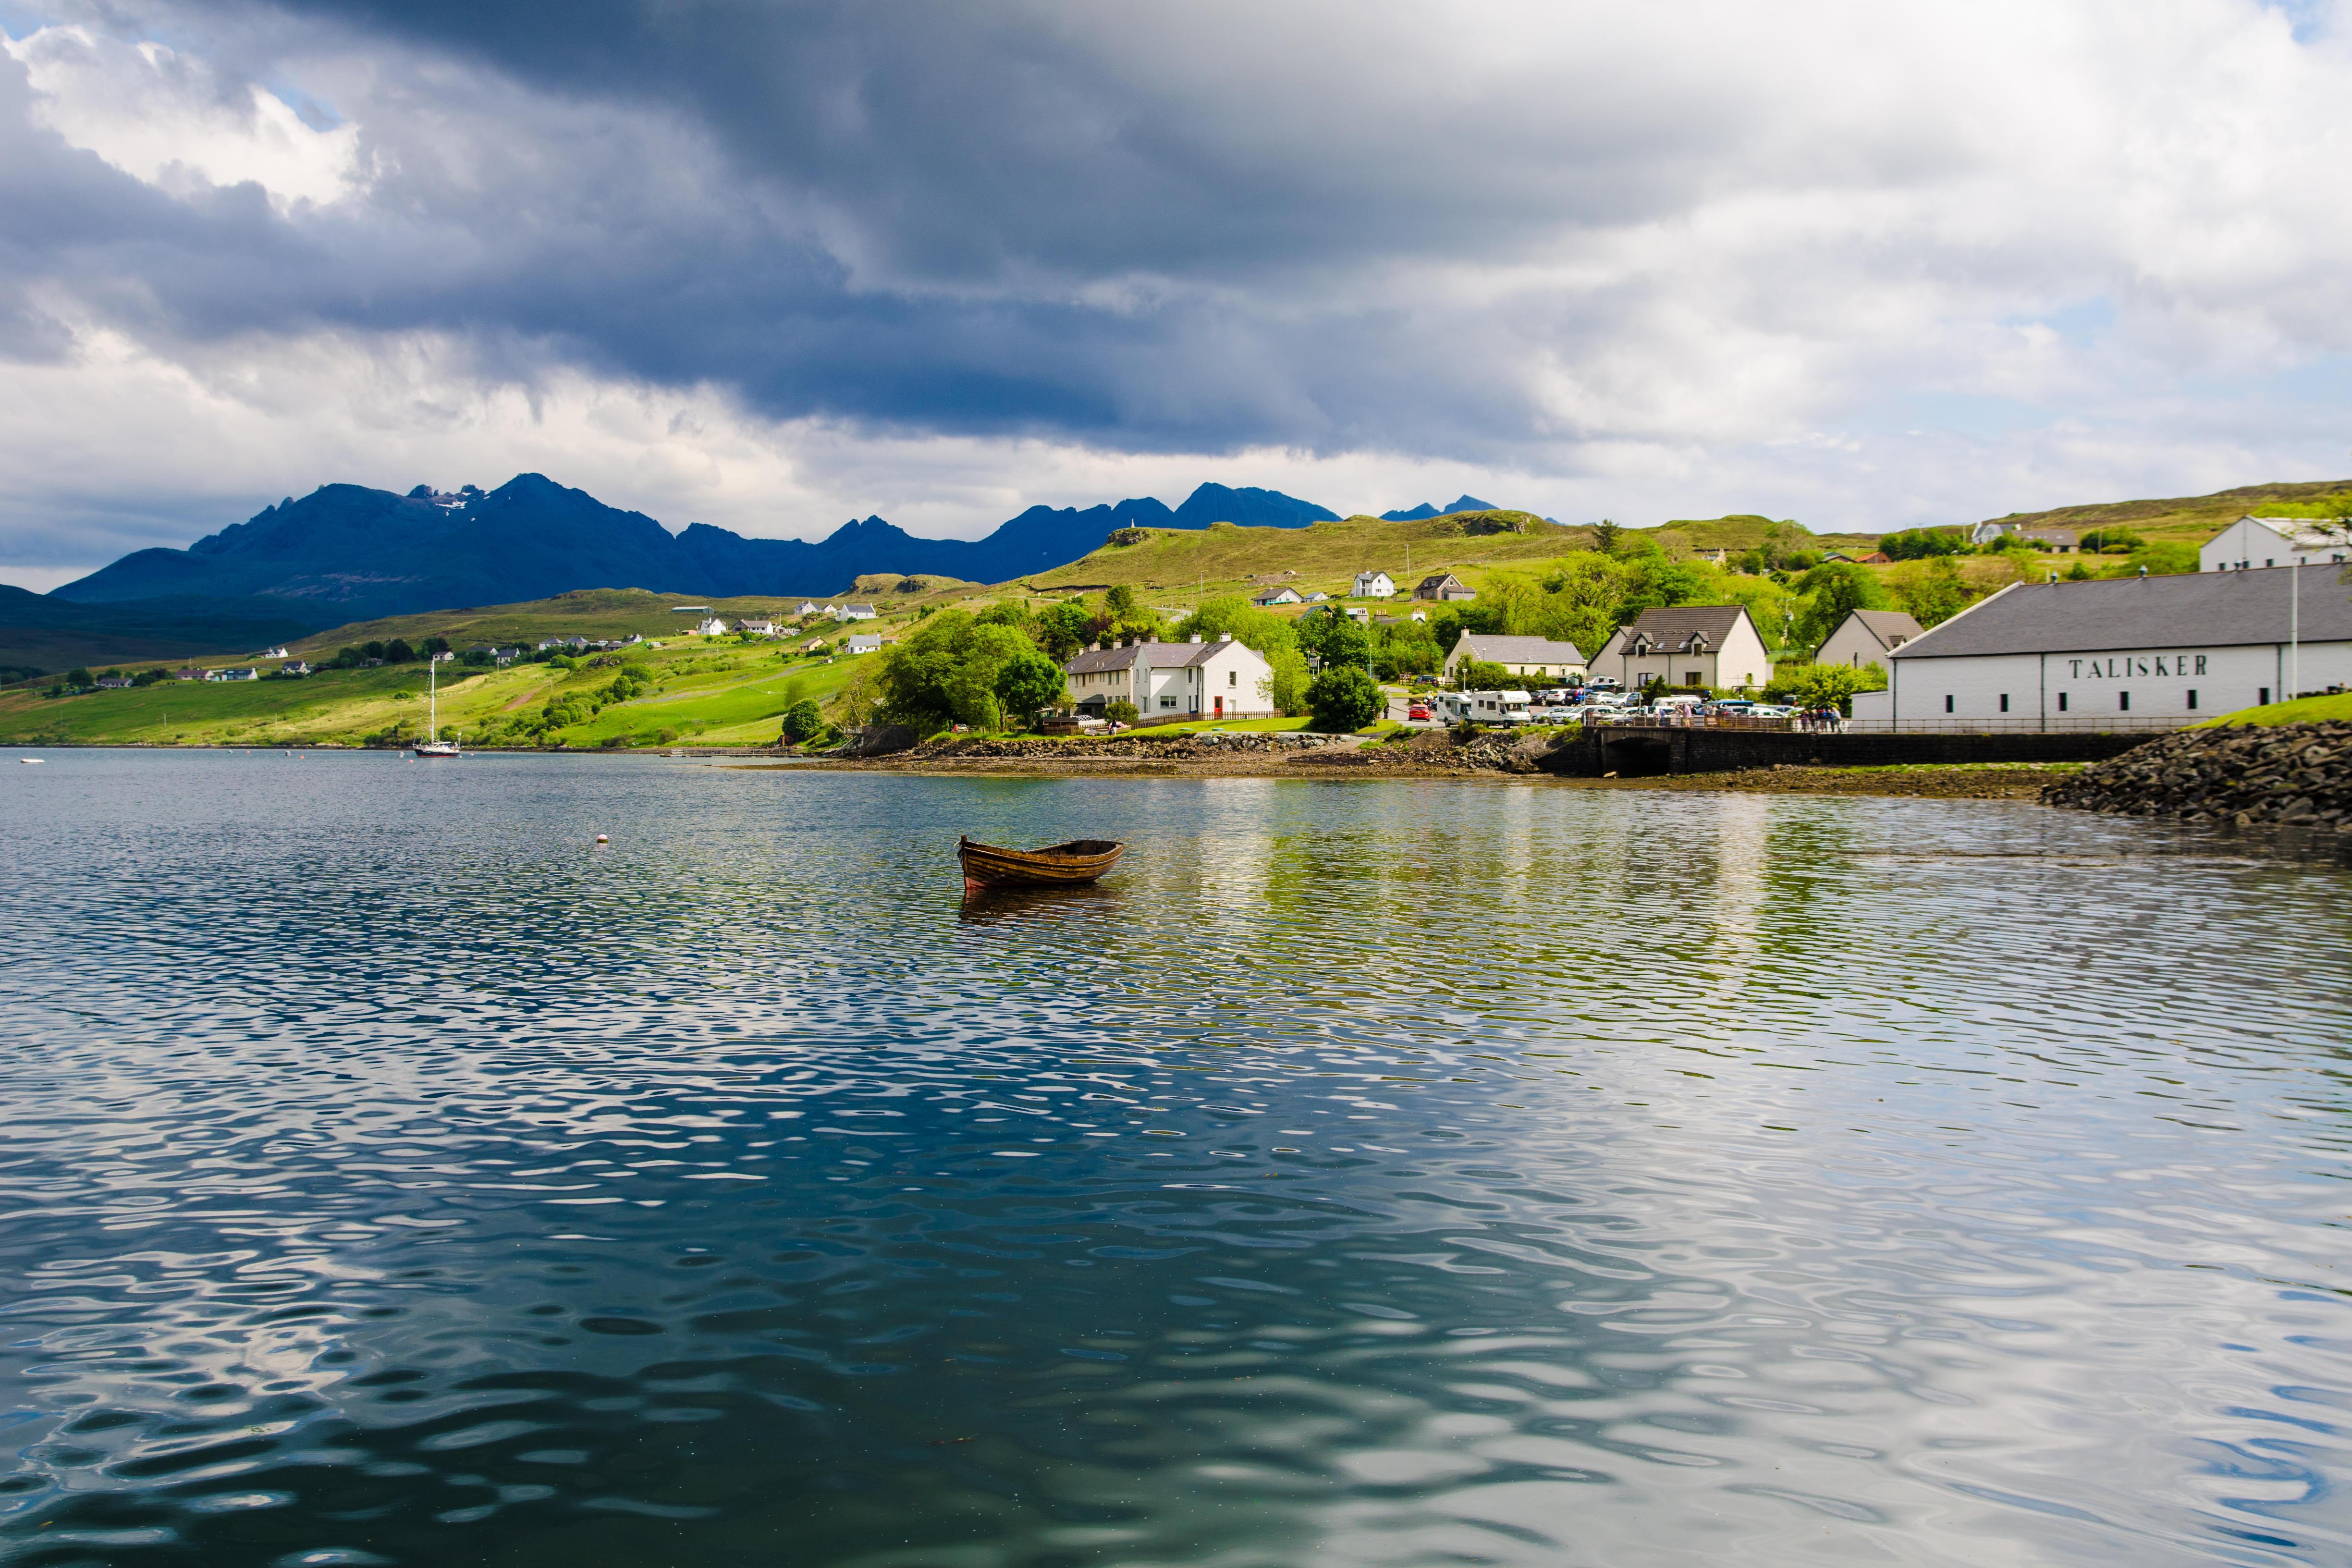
1857;569;2352;729
2201;515;2349;573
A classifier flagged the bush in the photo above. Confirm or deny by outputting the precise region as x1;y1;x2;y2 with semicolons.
1104;699;1139;725
1455;659;1512;691
781;698;824;743
992;647;1067;729
600;733;629;748
657;727;679;744
1306;664;1384;731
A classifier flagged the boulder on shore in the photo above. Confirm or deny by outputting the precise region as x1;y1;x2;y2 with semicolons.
2040;721;2352;829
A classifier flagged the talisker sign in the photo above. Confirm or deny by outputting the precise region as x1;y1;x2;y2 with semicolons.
2068;654;2209;680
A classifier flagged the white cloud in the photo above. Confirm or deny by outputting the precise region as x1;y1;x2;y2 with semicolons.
5;24;360;209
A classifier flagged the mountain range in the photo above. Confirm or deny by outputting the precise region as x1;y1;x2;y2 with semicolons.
49;476;1353;626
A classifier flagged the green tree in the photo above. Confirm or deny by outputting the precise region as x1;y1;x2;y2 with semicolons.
1034;601;1094;661
781;698;824;742
1104;698;1139;725
1104;583;1140;622
1296;606;1372;669
873;611;1035;731
1455;658;1512;691
1306;664;1384;731
385;638;415;663
1786;663;1868;714
1887;556;1972;626
1791;562;1891;649
992;647;1067;728
2080;528;2144;555
65;667;91;687
1589;518;1623;554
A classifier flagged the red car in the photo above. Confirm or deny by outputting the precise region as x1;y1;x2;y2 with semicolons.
1407;703;1431;722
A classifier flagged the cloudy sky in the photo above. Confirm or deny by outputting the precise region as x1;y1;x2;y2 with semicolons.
1;0;2349;589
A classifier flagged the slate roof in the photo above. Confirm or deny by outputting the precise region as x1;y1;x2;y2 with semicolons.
1890;571;2352;659
1617;606;1753;652
1451;633;1587;664
1840;609;1925;646
1063;640;1231;673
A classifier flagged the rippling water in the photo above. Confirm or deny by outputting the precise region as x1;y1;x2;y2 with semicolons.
3;751;2349;1566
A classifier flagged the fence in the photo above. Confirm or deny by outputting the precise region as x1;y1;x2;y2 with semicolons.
1584;713;2193;736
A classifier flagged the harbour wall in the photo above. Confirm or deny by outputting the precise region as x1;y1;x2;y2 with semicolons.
1544;725;2154;778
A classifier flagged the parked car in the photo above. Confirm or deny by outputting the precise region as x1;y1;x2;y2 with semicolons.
1407;703;1431;722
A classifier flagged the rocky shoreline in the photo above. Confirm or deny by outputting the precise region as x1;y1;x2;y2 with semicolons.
2040;721;2352;829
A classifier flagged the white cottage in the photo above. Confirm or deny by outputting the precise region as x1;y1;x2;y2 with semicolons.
1586;607;1772;691
1814;608;1924;670
1063;635;1276;721
695;616;729;636
1858;569;2352;727
1353;571;1395;598
1443;633;1587;682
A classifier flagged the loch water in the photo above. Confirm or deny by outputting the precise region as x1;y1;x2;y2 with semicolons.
2;751;2349;1567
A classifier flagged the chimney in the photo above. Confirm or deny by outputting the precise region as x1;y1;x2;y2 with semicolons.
1190;634;1203;644
1218;632;1233;643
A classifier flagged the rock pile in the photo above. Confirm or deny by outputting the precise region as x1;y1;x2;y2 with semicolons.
913;729;1350;761
2041;721;2352;829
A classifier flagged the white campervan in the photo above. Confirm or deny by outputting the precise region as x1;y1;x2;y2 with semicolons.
1465;689;1533;724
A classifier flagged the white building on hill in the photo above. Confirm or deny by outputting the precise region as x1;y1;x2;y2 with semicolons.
1063;635;1275;721
695;616;728;636
2202;515;2349;573
1354;571;1395;598
1856;569;2352;728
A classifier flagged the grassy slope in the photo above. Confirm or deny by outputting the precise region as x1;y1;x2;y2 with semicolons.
1973;479;2352;545
0;637;869;747
276;587;965;660
2197;692;2352;728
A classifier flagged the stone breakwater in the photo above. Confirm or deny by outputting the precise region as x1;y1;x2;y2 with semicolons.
911;730;1353;761
2040;721;2352;830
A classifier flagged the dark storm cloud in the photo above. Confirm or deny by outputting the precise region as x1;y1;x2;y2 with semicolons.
0;1;1745;457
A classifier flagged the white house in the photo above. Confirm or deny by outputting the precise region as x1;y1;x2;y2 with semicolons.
696;616;729;636
1063;634;1277;721
1443;633;1587;683
1585;607;1773;691
796;602;822;616
281;661;314;675
1342;605;1371;624
1354;570;1395;599
740;619;780;636
1855;569;2352;729
1814;608;1924;670
1251;586;1302;607
257;645;289;659
206;667;258;682
2201;515;2349;573
845;632;884;655
835;603;878;622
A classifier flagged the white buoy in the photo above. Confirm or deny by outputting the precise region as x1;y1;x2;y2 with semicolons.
595;833;609;843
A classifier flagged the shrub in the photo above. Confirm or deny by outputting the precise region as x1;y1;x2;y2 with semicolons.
1306;664;1384;731
781;699;824;743
1104;699;1139;725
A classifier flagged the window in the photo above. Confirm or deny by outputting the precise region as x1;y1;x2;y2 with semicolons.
1159;697;1176;709
1227;670;1237;687
2187;689;2198;710
1944;695;1954;713
2260;687;2270;705
2119;691;2130;711
2058;692;2069;712
1998;694;2009;712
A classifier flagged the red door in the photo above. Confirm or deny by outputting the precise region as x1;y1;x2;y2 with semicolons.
1214;696;1224;716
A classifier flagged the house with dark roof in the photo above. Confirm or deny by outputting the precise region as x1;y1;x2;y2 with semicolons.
1063;635;1276;721
1411;573;1475;601
1857;569;2352;727
1442;633;1587;683
1586;607;1772;691
1815;608;1924;670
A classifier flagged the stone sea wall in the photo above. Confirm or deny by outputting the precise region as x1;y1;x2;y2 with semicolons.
2040;721;2352;830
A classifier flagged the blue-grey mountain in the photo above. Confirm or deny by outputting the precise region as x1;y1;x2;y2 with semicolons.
51;476;1343;625
1380;495;1496;521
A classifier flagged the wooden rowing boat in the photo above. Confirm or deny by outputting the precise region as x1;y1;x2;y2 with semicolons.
958;834;1124;895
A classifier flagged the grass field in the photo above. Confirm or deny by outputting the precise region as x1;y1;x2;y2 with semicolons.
0;638;870;748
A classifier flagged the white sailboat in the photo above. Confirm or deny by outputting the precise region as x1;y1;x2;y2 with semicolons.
416;657;461;759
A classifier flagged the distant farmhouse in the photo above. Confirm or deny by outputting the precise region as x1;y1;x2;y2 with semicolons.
1353;570;1395;599
1063;635;1275;722
1250;586;1302;607
1412;573;1476;602
1587;608;1772;691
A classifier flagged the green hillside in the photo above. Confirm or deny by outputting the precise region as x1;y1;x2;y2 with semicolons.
0;621;873;748
1029;510;1582;601
1973;479;2352;545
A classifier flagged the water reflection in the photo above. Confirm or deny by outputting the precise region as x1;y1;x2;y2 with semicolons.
1;754;2348;1566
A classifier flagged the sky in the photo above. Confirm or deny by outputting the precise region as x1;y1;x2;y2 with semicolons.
2;0;2351;591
